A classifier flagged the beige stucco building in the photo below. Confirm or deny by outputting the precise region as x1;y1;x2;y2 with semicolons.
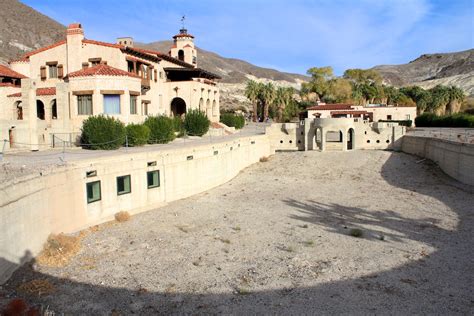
304;103;416;124
0;23;221;150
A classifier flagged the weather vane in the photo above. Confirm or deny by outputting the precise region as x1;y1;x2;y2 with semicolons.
181;15;186;29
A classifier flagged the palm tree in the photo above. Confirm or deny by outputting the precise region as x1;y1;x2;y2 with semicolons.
261;82;276;121
245;80;259;122
275;87;294;122
446;86;465;114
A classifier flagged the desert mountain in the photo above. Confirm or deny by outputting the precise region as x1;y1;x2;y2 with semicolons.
372;49;474;96
0;0;65;65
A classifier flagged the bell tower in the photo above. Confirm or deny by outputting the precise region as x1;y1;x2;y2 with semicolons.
170;17;197;67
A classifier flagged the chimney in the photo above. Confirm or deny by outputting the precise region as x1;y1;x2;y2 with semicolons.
67;23;84;72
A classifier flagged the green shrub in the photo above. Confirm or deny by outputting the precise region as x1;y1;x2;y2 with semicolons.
81;115;125;150
378;120;412;127
172;116;185;136
144;115;176;144
126;123;150;146
220;113;245;129
415;113;474;127
184;109;210;136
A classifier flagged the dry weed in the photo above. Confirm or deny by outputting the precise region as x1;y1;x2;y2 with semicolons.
17;279;55;296
115;211;131;222
36;233;83;267
259;156;269;162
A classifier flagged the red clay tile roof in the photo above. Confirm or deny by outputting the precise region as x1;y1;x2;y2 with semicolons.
82;39;123;49
67;64;140;78
307;103;354;111
329;110;369;115
0;65;27;79
36;87;56;96
68;23;82;29
9;40;67;63
125;47;194;68
7;87;56;97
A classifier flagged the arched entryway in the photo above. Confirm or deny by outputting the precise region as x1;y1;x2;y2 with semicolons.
36;100;45;120
315;128;322;150
14;101;23;120
51;99;58;119
347;128;354;150
170;97;186;117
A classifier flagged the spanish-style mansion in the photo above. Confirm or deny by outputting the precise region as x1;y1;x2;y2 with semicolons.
0;23;221;150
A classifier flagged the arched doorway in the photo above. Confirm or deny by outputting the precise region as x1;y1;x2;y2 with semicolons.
14;101;23;120
178;50;184;61
315;128;322;150
170;97;186;117
36;100;45;120
347;128;354;150
51;99;58;119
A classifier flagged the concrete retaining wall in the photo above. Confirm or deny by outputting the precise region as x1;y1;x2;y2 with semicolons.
401;135;474;185
0;134;273;283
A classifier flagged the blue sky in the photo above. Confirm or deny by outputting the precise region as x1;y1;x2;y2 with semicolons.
23;0;473;75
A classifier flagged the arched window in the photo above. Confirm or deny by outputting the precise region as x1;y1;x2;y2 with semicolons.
212;100;217;116
36;100;45;120
206;99;211;116
199;98;204;111
51;99;58;119
178;50;185;61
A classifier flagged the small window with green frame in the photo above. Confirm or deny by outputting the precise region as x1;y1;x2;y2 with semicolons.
117;175;131;195
147;170;160;189
86;180;101;203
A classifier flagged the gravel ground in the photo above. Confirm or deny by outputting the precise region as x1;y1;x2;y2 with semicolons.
2;150;473;315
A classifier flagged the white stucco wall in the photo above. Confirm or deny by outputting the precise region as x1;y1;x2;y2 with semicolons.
0;134;273;284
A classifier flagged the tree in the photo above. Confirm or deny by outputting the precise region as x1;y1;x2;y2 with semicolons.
275;86;294;122
324;78;353;103
245;80;260;122
261;82;276;120
305;66;334;100
446;86;465;114
343;68;382;85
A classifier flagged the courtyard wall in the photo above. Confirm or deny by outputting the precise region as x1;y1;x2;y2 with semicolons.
401;135;474;185
0;134;272;283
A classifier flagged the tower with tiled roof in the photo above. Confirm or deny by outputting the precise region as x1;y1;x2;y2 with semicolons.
170;28;197;67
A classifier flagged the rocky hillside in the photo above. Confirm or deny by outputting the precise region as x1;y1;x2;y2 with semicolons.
372;49;474;96
0;0;65;65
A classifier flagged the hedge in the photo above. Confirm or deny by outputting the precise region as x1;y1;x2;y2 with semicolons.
415;113;474;128
220;113;245;129
172;116;185;136
378;120;413;127
81;115;126;150
126;123;150;146
144;115;176;144
184;109;210;136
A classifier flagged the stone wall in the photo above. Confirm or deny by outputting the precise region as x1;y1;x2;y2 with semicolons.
0;134;273;283
401;135;474;185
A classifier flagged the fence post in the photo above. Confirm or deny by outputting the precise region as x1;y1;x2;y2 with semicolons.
62;138;66;162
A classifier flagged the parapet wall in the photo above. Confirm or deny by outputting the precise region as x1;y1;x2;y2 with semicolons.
401;135;474;185
0;134;273;283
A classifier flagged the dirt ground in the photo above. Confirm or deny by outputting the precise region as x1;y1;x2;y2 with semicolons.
2;150;473;315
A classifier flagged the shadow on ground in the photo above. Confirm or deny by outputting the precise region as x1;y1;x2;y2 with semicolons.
1;152;473;314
